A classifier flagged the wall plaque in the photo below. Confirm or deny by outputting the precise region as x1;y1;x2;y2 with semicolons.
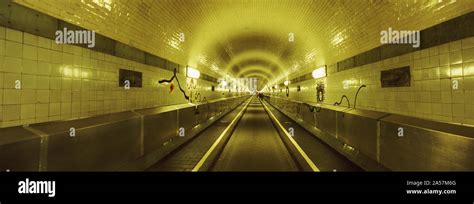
119;69;142;88
381;66;410;87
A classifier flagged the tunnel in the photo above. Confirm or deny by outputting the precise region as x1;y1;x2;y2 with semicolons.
0;0;473;172
0;0;474;200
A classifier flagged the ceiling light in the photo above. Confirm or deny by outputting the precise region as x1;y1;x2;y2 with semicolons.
186;67;200;79
312;66;327;79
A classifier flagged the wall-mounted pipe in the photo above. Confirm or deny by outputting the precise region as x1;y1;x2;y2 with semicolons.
354;85;366;109
334;95;350;108
159;68;189;101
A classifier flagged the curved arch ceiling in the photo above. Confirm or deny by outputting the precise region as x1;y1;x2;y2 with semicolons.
237;69;272;86
18;0;474;89
237;68;273;79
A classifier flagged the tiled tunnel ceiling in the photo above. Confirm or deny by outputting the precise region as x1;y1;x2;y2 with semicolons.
15;0;474;87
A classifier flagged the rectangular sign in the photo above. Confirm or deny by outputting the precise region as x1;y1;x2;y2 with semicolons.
119;69;142;88
381;66;411;88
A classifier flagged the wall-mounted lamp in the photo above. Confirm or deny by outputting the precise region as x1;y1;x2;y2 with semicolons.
186;67;200;79
220;80;227;87
284;80;290;86
312;65;327;79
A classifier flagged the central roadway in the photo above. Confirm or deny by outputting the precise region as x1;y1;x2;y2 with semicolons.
211;98;299;171
148;96;361;172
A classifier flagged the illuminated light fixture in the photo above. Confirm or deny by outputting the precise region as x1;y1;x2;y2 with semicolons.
274;85;279;89
284;80;290;86
220;80;227;87
186;67;200;79
312;65;327;79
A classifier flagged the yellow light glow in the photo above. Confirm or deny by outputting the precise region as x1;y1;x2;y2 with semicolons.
21;0;474;83
342;79;359;89
312;66;327;79
73;68;80;78
186;67;200;79
81;71;89;78
220;80;227;87
211;65;219;71
284;80;290;86
92;0;112;11
168;39;181;50
63;66;73;77
331;32;344;46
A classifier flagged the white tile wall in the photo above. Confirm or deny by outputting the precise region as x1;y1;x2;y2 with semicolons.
0;26;237;128
278;36;474;126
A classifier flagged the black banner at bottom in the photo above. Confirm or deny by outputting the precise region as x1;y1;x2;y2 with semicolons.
0;172;472;203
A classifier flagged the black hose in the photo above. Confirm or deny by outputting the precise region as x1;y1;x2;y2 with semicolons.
334;95;350;108
354;85;366;109
158;68;189;100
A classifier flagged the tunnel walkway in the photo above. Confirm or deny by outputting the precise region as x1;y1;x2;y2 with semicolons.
147;96;361;172
210;97;299;171
146;99;250;171
262;100;362;172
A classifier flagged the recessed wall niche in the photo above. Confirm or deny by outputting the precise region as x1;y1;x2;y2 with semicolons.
119;69;143;88
380;66;411;88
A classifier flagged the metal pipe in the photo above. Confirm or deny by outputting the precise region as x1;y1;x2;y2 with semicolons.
354;84;366;109
334;95;350;108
